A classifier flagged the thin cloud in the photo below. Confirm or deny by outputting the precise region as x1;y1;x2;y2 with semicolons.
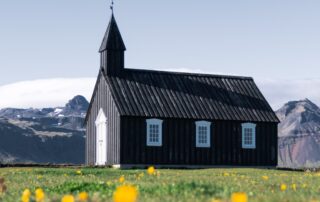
256;78;320;110
0;76;319;111
0;78;95;109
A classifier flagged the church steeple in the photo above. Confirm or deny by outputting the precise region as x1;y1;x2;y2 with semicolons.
99;14;126;76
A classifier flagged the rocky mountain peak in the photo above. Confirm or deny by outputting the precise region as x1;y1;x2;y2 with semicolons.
277;99;320;167
276;99;320;122
0;95;87;164
65;95;89;112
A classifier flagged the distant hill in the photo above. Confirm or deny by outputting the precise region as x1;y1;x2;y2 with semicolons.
2;95;320;167
0;95;88;164
277;99;320;168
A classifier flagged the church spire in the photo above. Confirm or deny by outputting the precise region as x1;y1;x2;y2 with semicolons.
99;14;126;52
99;9;126;76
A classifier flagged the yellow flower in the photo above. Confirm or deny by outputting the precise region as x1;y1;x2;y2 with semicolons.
76;170;82;175
61;194;75;202
223;172;230;176
78;192;89;201
280;184;287;191
231;192;248;202
119;175;125;183
35;188;45;202
113;185;138;202
292;183;297;191
21;189;31;202
147;166;155;175
262;175;269;180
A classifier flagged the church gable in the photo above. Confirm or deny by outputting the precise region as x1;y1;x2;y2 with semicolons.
85;70;121;165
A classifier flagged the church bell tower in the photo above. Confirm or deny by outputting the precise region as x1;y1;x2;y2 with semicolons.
99;13;126;76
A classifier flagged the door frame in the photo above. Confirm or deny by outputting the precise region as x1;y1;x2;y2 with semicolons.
95;108;107;166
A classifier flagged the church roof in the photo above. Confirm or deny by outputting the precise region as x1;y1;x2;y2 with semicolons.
99;14;126;52
102;69;279;122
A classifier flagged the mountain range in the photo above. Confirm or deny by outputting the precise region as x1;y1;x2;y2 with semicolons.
0;95;88;164
1;95;320;168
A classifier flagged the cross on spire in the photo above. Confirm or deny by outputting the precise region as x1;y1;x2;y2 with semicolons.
110;0;114;13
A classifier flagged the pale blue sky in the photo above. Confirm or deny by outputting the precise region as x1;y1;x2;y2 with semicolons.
0;1;319;85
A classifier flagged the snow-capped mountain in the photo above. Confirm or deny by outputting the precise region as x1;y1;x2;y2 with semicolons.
277;99;320;168
0;95;89;164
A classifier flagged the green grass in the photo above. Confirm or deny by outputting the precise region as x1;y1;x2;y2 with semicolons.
0;167;319;202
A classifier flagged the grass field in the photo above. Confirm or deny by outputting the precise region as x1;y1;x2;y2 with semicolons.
0;167;319;202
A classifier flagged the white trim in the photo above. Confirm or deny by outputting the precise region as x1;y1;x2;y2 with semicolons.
146;118;163;147
196;121;211;148
95;108;107;126
241;122;256;149
95;108;107;166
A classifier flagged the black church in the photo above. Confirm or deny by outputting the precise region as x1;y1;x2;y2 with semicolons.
84;13;279;168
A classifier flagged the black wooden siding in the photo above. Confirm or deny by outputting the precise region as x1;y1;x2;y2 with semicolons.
120;116;278;166
85;70;121;165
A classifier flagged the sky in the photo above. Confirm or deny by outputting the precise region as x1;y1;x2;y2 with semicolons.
0;1;320;109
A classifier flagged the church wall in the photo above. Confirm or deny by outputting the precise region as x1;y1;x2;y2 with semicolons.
120;116;278;166
85;71;121;166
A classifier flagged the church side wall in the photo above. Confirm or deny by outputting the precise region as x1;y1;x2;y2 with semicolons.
85;72;121;165
120;116;278;166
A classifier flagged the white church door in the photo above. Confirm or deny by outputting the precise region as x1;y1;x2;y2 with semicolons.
95;109;107;166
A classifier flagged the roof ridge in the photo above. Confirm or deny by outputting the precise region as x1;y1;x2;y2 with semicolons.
122;68;253;80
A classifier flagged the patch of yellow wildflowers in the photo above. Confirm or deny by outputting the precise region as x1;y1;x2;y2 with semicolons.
61;194;75;202
231;192;248;202
223;172;230;177
21;189;31;202
119;175;125;183
78;192;89;201
147;166;155;175
113;185;138;202
35;188;45;202
76;170;82;175
280;184;287;191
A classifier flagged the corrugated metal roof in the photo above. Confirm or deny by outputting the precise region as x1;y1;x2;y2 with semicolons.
103;69;279;122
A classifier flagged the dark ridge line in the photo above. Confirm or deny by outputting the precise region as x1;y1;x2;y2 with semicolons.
122;68;253;80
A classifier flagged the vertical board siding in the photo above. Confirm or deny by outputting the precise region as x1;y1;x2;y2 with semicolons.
120;116;278;166
85;72;121;166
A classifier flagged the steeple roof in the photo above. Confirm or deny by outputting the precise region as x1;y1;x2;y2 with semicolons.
99;14;126;52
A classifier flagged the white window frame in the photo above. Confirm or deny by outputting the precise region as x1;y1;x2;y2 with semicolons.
196;121;211;148
242;122;256;149
95;108;107;165
146;118;163;147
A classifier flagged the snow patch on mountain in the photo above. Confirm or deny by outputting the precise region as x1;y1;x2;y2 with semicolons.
0;95;89;164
